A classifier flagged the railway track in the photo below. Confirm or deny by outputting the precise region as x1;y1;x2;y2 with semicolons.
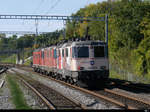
5;65;150;109
109;79;150;93
13;66;144;109
95;88;150;109
0;65;8;75
16;74;86;109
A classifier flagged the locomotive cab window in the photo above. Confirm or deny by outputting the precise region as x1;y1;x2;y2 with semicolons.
94;46;105;57
72;46;89;58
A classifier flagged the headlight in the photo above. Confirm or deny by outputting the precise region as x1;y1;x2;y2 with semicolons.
77;66;84;70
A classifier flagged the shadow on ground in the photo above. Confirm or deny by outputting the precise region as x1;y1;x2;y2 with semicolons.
84;78;150;94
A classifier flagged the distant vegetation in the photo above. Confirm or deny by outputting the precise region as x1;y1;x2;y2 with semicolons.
0;0;150;82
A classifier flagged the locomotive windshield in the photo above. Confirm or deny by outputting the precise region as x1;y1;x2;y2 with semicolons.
72;47;89;58
94;46;105;57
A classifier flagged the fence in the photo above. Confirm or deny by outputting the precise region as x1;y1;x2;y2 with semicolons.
109;64;150;84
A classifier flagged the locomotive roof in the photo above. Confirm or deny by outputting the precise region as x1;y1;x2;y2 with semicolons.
71;40;106;46
33;40;106;52
33;48;42;52
57;43;67;48
64;40;106;47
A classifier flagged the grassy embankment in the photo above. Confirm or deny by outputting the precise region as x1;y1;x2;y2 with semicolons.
110;69;150;84
0;54;16;64
24;59;32;66
0;51;32;66
6;74;31;109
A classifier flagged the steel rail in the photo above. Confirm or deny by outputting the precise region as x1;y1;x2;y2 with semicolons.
45;76;136;109
19;67;136;109
104;88;150;108
14;71;87;109
110;79;150;93
8;65;150;109
21;78;56;109
122;82;150;92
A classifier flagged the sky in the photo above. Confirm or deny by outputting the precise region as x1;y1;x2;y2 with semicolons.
0;0;107;35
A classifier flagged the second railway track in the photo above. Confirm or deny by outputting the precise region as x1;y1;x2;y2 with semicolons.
95;88;150;109
10;66;150;109
109;78;150;93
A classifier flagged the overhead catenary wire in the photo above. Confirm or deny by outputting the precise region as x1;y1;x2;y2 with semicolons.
86;0;90;6
41;0;62;33
31;0;46;33
33;0;45;14
45;0;62;14
32;0;60;34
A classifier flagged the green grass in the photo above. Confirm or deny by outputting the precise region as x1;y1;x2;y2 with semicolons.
0;54;16;64
24;59;32;66
110;70;125;80
110;69;150;84
6;74;31;109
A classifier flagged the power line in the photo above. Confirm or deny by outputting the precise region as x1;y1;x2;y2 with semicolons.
45;0;62;14
33;0;45;14
42;0;62;33
31;0;45;33
86;0;90;6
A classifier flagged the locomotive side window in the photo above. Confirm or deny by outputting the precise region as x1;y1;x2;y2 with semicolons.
54;49;57;58
72;47;78;58
49;50;51;57
42;51;44;59
47;51;49;57
66;48;68;57
62;49;64;57
94;46;105;57
58;50;60;57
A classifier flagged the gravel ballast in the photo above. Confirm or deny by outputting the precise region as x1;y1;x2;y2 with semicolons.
8;69;47;109
12;68;121;109
0;73;14;109
112;88;150;103
17;77;48;109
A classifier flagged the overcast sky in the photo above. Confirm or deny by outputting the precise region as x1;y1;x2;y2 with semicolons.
0;0;107;34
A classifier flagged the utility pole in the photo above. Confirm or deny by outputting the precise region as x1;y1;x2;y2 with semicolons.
63;20;66;39
35;19;38;36
105;14;108;46
34;19;39;48
105;14;108;58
